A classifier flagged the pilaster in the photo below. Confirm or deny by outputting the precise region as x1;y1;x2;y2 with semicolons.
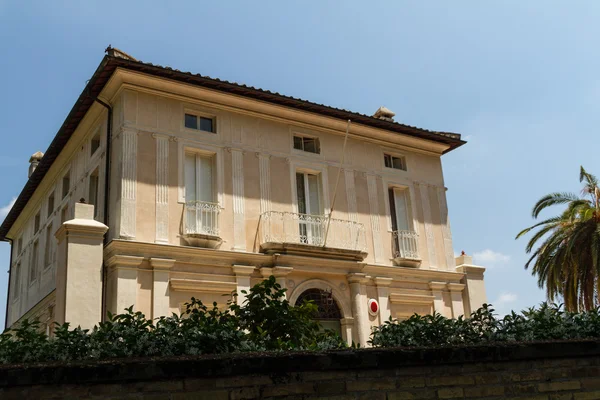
429;281;447;317
347;273;370;347
119;128;137;240
366;174;384;263
154;134;169;244
418;182;437;269
258;154;272;214
105;255;144;315
232;265;255;304
150;257;175;319
374;277;393;323
447;283;466;318
438;187;454;270
232;149;246;251
344;169;358;222
340;317;355;346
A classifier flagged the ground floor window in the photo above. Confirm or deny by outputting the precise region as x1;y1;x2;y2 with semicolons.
295;288;341;334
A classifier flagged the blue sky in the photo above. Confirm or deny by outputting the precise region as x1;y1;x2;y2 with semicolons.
1;1;599;328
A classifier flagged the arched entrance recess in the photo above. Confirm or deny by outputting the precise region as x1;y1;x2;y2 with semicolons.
295;289;342;333
289;279;353;343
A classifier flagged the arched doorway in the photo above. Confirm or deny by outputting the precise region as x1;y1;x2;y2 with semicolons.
295;288;342;334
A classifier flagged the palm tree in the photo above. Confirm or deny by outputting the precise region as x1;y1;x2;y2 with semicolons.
516;166;600;311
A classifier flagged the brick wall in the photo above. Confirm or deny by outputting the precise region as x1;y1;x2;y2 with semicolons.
1;340;599;399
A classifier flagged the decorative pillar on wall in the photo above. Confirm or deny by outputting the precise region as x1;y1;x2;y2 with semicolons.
119;128;137;240
153;134;169;244
374;277;393;323
417;182;437;269
231;149;246;251
347;273;370;347
150;258;175;319
344;169;358;222
105;255;144;315
438;187;455;270
340;317;355;346
429;281;447;317
260;266;293;297
232;265;255;304
54;203;108;330
447;283;466;318
258;154;272;214
366;174;384;263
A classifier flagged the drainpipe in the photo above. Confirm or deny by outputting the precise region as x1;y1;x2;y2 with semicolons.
93;98;112;322
3;238;13;330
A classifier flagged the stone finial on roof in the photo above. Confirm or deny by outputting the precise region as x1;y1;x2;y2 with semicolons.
373;106;395;122
28;151;44;178
105;45;138;62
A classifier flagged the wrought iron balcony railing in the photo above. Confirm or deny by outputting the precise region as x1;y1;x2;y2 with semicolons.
392;230;420;260
259;211;367;253
183;201;221;237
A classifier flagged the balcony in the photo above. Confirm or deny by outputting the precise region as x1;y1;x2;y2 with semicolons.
392;230;421;267
258;211;367;261
182;201;222;248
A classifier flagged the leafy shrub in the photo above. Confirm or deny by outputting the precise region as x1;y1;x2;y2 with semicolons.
370;303;600;347
0;276;346;364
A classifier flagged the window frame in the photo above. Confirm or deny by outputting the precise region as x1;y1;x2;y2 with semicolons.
382;178;419;234
183;109;217;134
43;223;54;270
11;262;21;302
61;170;71;199
177;141;224;206
289;159;330;216
383;152;407;172
29;239;39;285
292;134;321;155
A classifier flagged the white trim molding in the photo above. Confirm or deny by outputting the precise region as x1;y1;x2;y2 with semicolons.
119;128;137;240
154;134;169;244
232;149;246;251
438;187;455;270
258;154;272;214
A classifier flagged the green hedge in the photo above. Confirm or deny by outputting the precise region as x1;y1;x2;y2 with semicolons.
3;277;600;364
370;303;600;347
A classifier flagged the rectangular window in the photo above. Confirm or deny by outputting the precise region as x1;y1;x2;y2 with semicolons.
90;131;101;156
62;173;70;199
185;113;215;133
30;240;39;283
47;193;55;217
34;212;40;232
12;263;20;300
384;154;407;171
88;168;99;218
295;172;323;245
44;224;53;268
61;206;69;224
184;152;214;203
17;238;22;255
389;188;410;232
293;135;320;154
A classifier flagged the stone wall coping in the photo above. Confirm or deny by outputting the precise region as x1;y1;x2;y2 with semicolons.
0;340;599;388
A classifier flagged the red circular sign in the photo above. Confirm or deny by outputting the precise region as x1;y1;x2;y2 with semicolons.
368;299;379;316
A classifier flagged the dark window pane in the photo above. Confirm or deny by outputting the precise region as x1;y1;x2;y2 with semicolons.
384;154;392;168
393;157;405;170
303;138;319;153
185;114;198;129
296;173;307;214
199;117;214;132
293;136;303;150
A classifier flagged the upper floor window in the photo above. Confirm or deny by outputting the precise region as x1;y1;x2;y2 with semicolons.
17;238;22;255
185;113;215;133
184;152;215;204
47;193;55;217
62;172;70;199
29;240;39;283
88;168;100;218
90;131;101;156
384;153;407;171
44;224;54;269
61;205;69;224
34;212;40;233
12;263;20;301
293;135;320;154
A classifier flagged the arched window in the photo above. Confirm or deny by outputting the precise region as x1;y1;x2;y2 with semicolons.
295;289;342;320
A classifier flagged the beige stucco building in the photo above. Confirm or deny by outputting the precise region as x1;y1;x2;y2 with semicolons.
1;48;486;345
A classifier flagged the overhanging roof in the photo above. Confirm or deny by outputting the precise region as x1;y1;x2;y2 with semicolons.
0;50;465;240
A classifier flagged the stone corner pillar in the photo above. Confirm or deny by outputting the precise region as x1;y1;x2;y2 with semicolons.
456;263;487;315
55;202;108;330
447;283;466;318
232;265;256;304
347;273;370;347
373;277;393;324
428;281;447;317
150;258;176;319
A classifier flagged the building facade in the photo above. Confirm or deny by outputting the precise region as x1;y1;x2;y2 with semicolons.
1;48;486;345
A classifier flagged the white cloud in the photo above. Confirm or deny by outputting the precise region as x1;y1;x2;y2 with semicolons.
473;249;510;265
0;197;16;221
497;292;517;304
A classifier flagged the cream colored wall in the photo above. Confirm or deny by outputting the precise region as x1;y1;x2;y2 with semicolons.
116;88;453;270
7;109;108;327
